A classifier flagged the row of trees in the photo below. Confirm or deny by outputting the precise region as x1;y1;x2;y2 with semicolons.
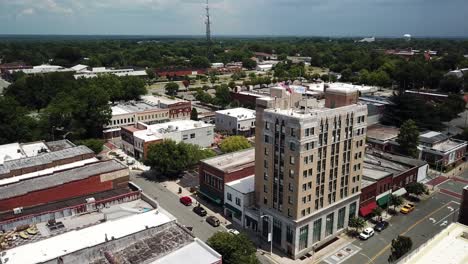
382;93;466;132
1;73;147;143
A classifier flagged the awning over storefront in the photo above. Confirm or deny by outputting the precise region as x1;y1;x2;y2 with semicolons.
224;203;242;217
377;194;390;207
198;189;222;205
359;201;377;217
393;188;407;197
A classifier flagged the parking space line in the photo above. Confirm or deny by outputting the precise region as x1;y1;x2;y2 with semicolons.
367;201;454;264
434;209;459;225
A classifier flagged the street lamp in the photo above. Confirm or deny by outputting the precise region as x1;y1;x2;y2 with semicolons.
260;214;273;255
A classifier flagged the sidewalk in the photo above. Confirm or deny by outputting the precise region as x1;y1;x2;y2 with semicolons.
161;179;233;228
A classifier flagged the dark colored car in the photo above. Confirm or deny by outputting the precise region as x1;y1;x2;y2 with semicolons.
206;216;220;227
193;206;207;216
374;221;389;232
179;196;192;206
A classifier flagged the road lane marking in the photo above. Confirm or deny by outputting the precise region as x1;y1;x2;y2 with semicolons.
434;209;459;225
366;201;454;264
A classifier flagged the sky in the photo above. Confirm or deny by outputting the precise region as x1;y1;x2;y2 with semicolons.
0;0;467;37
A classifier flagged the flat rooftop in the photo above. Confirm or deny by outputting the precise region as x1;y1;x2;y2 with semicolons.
0;140;75;165
152;238;222;264
226;175;255;194
134;120;213;142
111;101;161;115
201;148;255;173
0;160;127;201
431;139;467;153
0;145;94;175
361;179;375;189
0;143;25;165
419;131;449;144
366;124;400;142
2;210;174;264
362;166;393;180
142;95;188;105
216;107;256;120
399;222;468;264
264;103;367;119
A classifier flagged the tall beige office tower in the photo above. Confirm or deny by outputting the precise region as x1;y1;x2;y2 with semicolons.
254;85;367;259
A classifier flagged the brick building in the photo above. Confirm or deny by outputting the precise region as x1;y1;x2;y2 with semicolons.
198;148;255;205
359;151;428;217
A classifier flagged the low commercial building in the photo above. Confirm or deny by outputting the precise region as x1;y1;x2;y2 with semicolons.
104;101;170;139
121;120;215;160
366;124;401;152
215;107;256;136
8;64;73;75
419;131;467;169
224;175;256;229
359;151;428;217
73;66;147;79
142;95;192;119
397;222;468;264
1;210;222;264
199;148;255;205
367;125;467;169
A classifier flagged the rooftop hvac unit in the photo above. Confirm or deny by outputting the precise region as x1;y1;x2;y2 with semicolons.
86;197;96;203
13;207;23;215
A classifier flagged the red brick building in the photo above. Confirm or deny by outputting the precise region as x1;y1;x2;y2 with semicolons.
359;151;428;217
155;68;206;78
198;148;255;204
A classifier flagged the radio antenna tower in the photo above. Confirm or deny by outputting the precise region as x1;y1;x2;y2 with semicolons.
205;0;213;59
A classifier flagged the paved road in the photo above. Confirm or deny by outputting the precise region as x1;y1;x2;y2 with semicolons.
340;192;460;264
131;173;226;241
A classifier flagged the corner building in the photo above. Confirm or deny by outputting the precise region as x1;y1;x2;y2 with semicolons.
255;87;367;259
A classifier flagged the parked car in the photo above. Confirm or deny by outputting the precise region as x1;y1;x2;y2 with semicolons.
193;206;207;216
400;204;415;214
359;227;375;240
374;221;389;232
179;196;192;206
206;216;220;227
227;229;240;235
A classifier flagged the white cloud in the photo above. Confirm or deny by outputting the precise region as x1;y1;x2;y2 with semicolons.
19;8;35;16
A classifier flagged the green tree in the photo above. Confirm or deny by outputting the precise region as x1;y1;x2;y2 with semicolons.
146;68;156;79
389;236;412;262
207;232;259;264
144;140;215;177
120;76;147;100
214;84;232;107
440;75;462;93
396;119;419;158
371;207;383;218
389;194;403;211
0;96;36;144
405;182;427;196
219;136;252;153
242;58;257;70
190;56;211;68
348;216;366;232
75;138;105;154
195;89;213;104
190;108;198;121
165;82;179;96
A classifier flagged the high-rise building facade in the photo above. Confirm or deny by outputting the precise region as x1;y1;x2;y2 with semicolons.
254;87;367;259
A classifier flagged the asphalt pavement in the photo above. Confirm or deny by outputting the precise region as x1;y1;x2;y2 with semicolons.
338;192;460;264
130;173;226;241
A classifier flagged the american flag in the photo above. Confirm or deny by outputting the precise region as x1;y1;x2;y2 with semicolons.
279;82;293;94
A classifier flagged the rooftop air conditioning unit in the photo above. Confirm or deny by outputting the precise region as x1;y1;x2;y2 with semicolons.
86;197;96;203
13;207;23;215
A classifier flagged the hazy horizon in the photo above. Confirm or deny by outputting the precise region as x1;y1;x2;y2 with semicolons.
1;0;467;37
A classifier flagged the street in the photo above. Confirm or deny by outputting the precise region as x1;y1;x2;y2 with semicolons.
130;173;226;241
336;191;460;264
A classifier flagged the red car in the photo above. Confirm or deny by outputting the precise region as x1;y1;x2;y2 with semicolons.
180;196;192;206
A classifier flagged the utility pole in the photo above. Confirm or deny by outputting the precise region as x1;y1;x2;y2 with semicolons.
205;0;213;59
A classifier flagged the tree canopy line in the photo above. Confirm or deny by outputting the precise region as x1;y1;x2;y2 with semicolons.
1;37;468;144
0;73;146;143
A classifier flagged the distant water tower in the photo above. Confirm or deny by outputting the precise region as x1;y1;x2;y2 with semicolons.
403;34;412;41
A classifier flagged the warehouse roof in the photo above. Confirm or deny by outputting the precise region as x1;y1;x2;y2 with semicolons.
216;107;256;120
0;160;127;200
201;148;255;173
0;145;93;175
